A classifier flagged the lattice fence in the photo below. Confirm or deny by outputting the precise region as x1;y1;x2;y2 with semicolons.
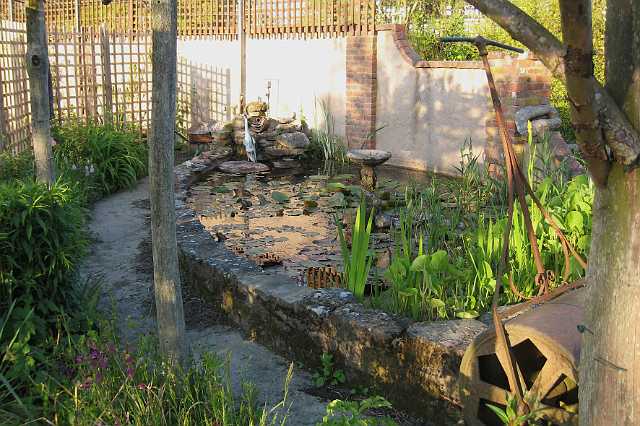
1;0;373;38
0;23;231;154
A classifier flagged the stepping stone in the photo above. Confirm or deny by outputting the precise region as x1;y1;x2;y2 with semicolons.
218;161;270;175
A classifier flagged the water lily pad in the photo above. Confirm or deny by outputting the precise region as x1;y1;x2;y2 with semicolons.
332;173;354;181
327;182;347;192
272;191;290;203
456;310;480;319
328;192;346;207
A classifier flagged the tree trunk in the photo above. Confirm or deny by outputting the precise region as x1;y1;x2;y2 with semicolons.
149;0;186;365
25;0;54;184
579;1;640;424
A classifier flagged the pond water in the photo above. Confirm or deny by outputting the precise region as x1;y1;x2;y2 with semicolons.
186;161;435;285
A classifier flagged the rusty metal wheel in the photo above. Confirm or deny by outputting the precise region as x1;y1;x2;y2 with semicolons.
460;288;584;426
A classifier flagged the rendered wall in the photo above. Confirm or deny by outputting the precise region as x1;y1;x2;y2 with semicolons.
375;28;492;175
177;37;347;136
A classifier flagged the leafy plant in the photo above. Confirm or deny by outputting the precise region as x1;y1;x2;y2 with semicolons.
486;393;542;426
313;353;346;387
317;396;397;425
0;179;88;333
53;121;147;196
374;139;593;320
306;98;347;163
336;198;375;300
0;150;34;182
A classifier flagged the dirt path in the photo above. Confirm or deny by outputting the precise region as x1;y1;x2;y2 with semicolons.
79;178;329;425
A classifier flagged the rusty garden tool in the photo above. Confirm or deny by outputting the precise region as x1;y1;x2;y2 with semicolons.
440;36;587;418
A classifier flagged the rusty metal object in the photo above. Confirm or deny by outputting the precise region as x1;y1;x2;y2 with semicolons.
250;252;282;267
460;287;583;426
305;266;342;289
441;36;588;423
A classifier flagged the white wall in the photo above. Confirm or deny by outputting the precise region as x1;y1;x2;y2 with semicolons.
375;30;492;175
177;37;347;136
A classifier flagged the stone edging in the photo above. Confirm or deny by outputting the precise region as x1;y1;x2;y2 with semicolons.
174;149;488;421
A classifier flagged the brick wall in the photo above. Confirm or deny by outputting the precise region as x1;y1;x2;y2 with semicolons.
483;54;552;171
346;35;377;149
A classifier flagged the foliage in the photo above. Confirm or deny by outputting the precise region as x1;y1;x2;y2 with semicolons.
407;3;478;61
0;179;88;333
43;325;292;426
374;140;593;320
317;396;397;426
53;121;148;196
307;99;347;163
0;150;34;182
313;353;346;387
336;198;375;300
486;393;543;426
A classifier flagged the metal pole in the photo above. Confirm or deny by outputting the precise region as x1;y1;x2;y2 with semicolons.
238;0;246;113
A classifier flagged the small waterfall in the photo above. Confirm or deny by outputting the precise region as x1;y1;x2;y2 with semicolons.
243;116;257;162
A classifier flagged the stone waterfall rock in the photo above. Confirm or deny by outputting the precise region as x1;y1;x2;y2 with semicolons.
274;132;311;153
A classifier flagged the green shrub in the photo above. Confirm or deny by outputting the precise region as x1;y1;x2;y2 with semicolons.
0;150;34;182
0;180;88;334
53;121;147;195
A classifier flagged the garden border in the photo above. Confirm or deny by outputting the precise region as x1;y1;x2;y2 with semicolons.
174;148;489;421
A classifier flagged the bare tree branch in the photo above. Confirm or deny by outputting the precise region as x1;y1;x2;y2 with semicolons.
466;0;640;167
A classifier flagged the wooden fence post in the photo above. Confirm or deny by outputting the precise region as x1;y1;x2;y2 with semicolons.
238;0;246;112
8;0;14;21
74;0;81;31
100;24;113;124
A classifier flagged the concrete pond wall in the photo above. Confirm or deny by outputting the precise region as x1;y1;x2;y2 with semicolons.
174;148;490;422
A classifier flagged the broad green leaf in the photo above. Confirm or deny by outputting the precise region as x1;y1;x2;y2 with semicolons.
410;255;428;272
456;310;479;319
271;191;290;203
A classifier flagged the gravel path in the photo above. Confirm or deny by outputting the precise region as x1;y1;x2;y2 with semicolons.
79;178;329;425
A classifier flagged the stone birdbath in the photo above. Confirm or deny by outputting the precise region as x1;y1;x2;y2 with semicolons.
346;149;392;192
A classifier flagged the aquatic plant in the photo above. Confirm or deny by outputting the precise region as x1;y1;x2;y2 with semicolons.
373;139;593;320
336;198;375;300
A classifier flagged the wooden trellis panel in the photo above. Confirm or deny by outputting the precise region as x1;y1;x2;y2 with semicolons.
0;21;30;154
3;0;373;39
0;22;231;154
176;57;231;134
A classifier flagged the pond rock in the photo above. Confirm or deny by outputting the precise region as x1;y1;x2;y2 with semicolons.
218;161;270;175
275;131;310;152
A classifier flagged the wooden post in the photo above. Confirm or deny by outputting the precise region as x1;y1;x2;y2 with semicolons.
74;0;81;31
26;0;55;184
238;0;246;112
149;0;187;365
8;0;14;21
100;24;113;124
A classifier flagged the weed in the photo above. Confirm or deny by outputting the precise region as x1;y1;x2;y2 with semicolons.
317;396;397;425
313;353;346;387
